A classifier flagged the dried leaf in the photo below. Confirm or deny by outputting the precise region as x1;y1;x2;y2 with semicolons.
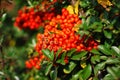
97;0;113;8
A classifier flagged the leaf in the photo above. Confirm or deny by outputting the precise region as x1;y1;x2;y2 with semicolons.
103;74;115;80
51;50;54;61
45;63;53;75
56;52;66;65
55;48;62;60
67;48;76;57
107;67;118;79
67;5;74;14
70;70;83;80
111;46;120;57
90;49;101;55
80;0;90;8
98;45;112;55
74;0;79;15
94;62;106;75
91;55;100;64
97;0;113;8
63;61;77;74
80;61;87;68
50;67;58;80
105;58;120;64
103;30;112;39
42;49;54;61
1;13;7;22
100;56;108;60
81;64;92;80
66;0;79;15
71;51;87;60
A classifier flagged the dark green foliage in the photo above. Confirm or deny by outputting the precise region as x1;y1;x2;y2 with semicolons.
0;0;120;80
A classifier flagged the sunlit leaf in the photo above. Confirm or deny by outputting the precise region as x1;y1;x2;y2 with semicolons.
111;46;120;57
74;0;79;15
103;30;112;39
63;61;77;74
105;58;120;64
97;0;113;7
67;5;74;14
80;61;87;68
98;45;112;55
103;74;115;80
1;13;7;22
100;56;108;60
107;67;118;79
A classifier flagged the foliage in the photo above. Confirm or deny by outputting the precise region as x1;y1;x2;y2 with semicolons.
0;0;120;80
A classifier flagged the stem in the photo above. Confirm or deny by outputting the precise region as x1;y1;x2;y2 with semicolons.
0;45;4;70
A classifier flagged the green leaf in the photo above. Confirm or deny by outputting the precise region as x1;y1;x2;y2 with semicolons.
70;70;83;80
42;49;54;61
45;63;53;75
90;22;103;32
91;55;100;64
103;30;112;39
56;52;66;65
94;62;106;75
105;58;120;64
50;67;58;80
98;45;112;55
51;50;54;61
100;56;108;60
55;48;62;60
104;41;111;48
107;67;118;79
90;49;101;55
71;51;87;60
111;46;120;57
81;64;92;80
1;13;7;22
103;74;115;80
67;48;76;57
63;61;77;74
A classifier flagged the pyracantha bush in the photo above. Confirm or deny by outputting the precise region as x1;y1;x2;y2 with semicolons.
25;8;98;69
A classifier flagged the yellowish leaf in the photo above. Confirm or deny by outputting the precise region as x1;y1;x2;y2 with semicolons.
97;0;113;8
80;61;87;68
72;24;80;32
74;0;79;15
9;39;16;47
66;5;74;14
29;77;35;80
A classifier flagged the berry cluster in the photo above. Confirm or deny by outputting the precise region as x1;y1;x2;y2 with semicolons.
25;55;45;69
14;7;42;30
14;6;55;30
35;8;98;54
